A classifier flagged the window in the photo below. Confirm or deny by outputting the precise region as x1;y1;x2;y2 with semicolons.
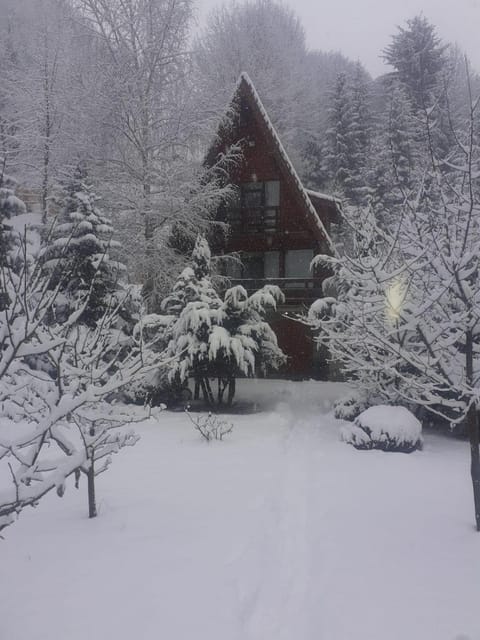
285;249;314;278
227;180;280;233
242;253;264;279
231;251;280;280
239;97;252;128
264;251;280;278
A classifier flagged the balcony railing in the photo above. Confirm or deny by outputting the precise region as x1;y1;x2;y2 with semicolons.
228;278;322;305
227;207;279;234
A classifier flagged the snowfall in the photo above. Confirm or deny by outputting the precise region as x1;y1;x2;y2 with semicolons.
2;380;480;640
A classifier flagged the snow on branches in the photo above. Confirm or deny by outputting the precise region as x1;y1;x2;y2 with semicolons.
307;62;480;529
0;180;164;533
162;236;286;407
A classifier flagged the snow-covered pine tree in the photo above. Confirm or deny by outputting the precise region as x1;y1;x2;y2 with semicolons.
42;165;124;327
125;234;223;406
0;172;26;280
382;15;448;113
322;70;371;206
211;284;286;405
323;73;353;194
382;16;460;169
163;236;286;406
161;234;220;317
347;63;372;204
367;84;421;227
161;235;223;404
168;282;286;407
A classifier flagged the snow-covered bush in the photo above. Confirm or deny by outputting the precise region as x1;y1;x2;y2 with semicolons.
341;405;423;453
121;365;192;409
119;312;179;406
333;390;371;421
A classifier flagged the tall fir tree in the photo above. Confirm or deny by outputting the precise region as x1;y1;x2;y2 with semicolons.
382;15;448;112
323;73;352;194
323;70;371;206
41;165;125;326
368;84;422;227
346;63;372;204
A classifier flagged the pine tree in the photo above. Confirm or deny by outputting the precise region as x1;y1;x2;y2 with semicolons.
323;70;371;205
163;236;286;406
323;73;353;193
368;84;421;226
0;172;25;274
214;284;285;403
157;234;222;404
161;235;221;317
42;165;124;326
346;63;372;204
382;15;448;112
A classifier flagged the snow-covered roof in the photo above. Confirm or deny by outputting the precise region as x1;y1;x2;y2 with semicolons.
235;72;335;252
305;188;341;206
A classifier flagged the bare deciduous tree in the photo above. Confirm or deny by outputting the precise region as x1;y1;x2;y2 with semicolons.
308;61;480;530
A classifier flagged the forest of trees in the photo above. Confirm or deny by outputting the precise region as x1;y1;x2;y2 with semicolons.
2;0;480;530
0;0;372;302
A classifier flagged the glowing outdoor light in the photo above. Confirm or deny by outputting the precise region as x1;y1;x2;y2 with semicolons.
386;279;405;321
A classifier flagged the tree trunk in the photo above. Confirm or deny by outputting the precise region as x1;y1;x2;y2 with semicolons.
41;43;51;226
467;404;480;531
465;328;480;531
87;455;97;519
194;378;200;400
200;377;214;408
227;377;236;407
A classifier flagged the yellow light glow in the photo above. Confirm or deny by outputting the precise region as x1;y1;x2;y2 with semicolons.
386;279;405;321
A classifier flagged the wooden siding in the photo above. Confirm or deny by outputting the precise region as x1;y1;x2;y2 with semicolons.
207;76;339;379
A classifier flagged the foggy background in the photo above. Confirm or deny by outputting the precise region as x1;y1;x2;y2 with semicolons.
197;0;480;76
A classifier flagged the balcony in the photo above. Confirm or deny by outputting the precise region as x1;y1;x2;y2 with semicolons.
228;277;322;306
227;206;279;235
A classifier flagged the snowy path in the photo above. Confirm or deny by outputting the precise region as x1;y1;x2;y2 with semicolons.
230;413;316;639
2;381;480;640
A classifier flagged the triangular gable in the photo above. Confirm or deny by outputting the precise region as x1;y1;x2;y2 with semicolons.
207;72;337;252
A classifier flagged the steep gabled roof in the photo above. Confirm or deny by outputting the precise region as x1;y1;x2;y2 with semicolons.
207;72;338;252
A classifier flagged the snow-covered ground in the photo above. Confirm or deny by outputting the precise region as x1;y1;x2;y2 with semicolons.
2;380;479;640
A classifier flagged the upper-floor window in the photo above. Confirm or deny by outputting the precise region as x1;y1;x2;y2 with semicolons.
239;98;253;128
228;180;280;234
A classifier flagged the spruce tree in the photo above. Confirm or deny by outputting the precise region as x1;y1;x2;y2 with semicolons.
382;15;448;112
368;84;421;227
0;173;25;274
323;73;353;194
323;70;371;206
42;166;124;326
163;236;286;407
161;235;221;317
346;63;372;204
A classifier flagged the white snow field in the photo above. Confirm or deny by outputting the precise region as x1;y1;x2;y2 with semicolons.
2;380;480;640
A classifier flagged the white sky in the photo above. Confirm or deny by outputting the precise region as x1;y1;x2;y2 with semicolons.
196;0;480;78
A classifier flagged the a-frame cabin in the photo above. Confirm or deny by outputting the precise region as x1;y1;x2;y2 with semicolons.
206;73;341;379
